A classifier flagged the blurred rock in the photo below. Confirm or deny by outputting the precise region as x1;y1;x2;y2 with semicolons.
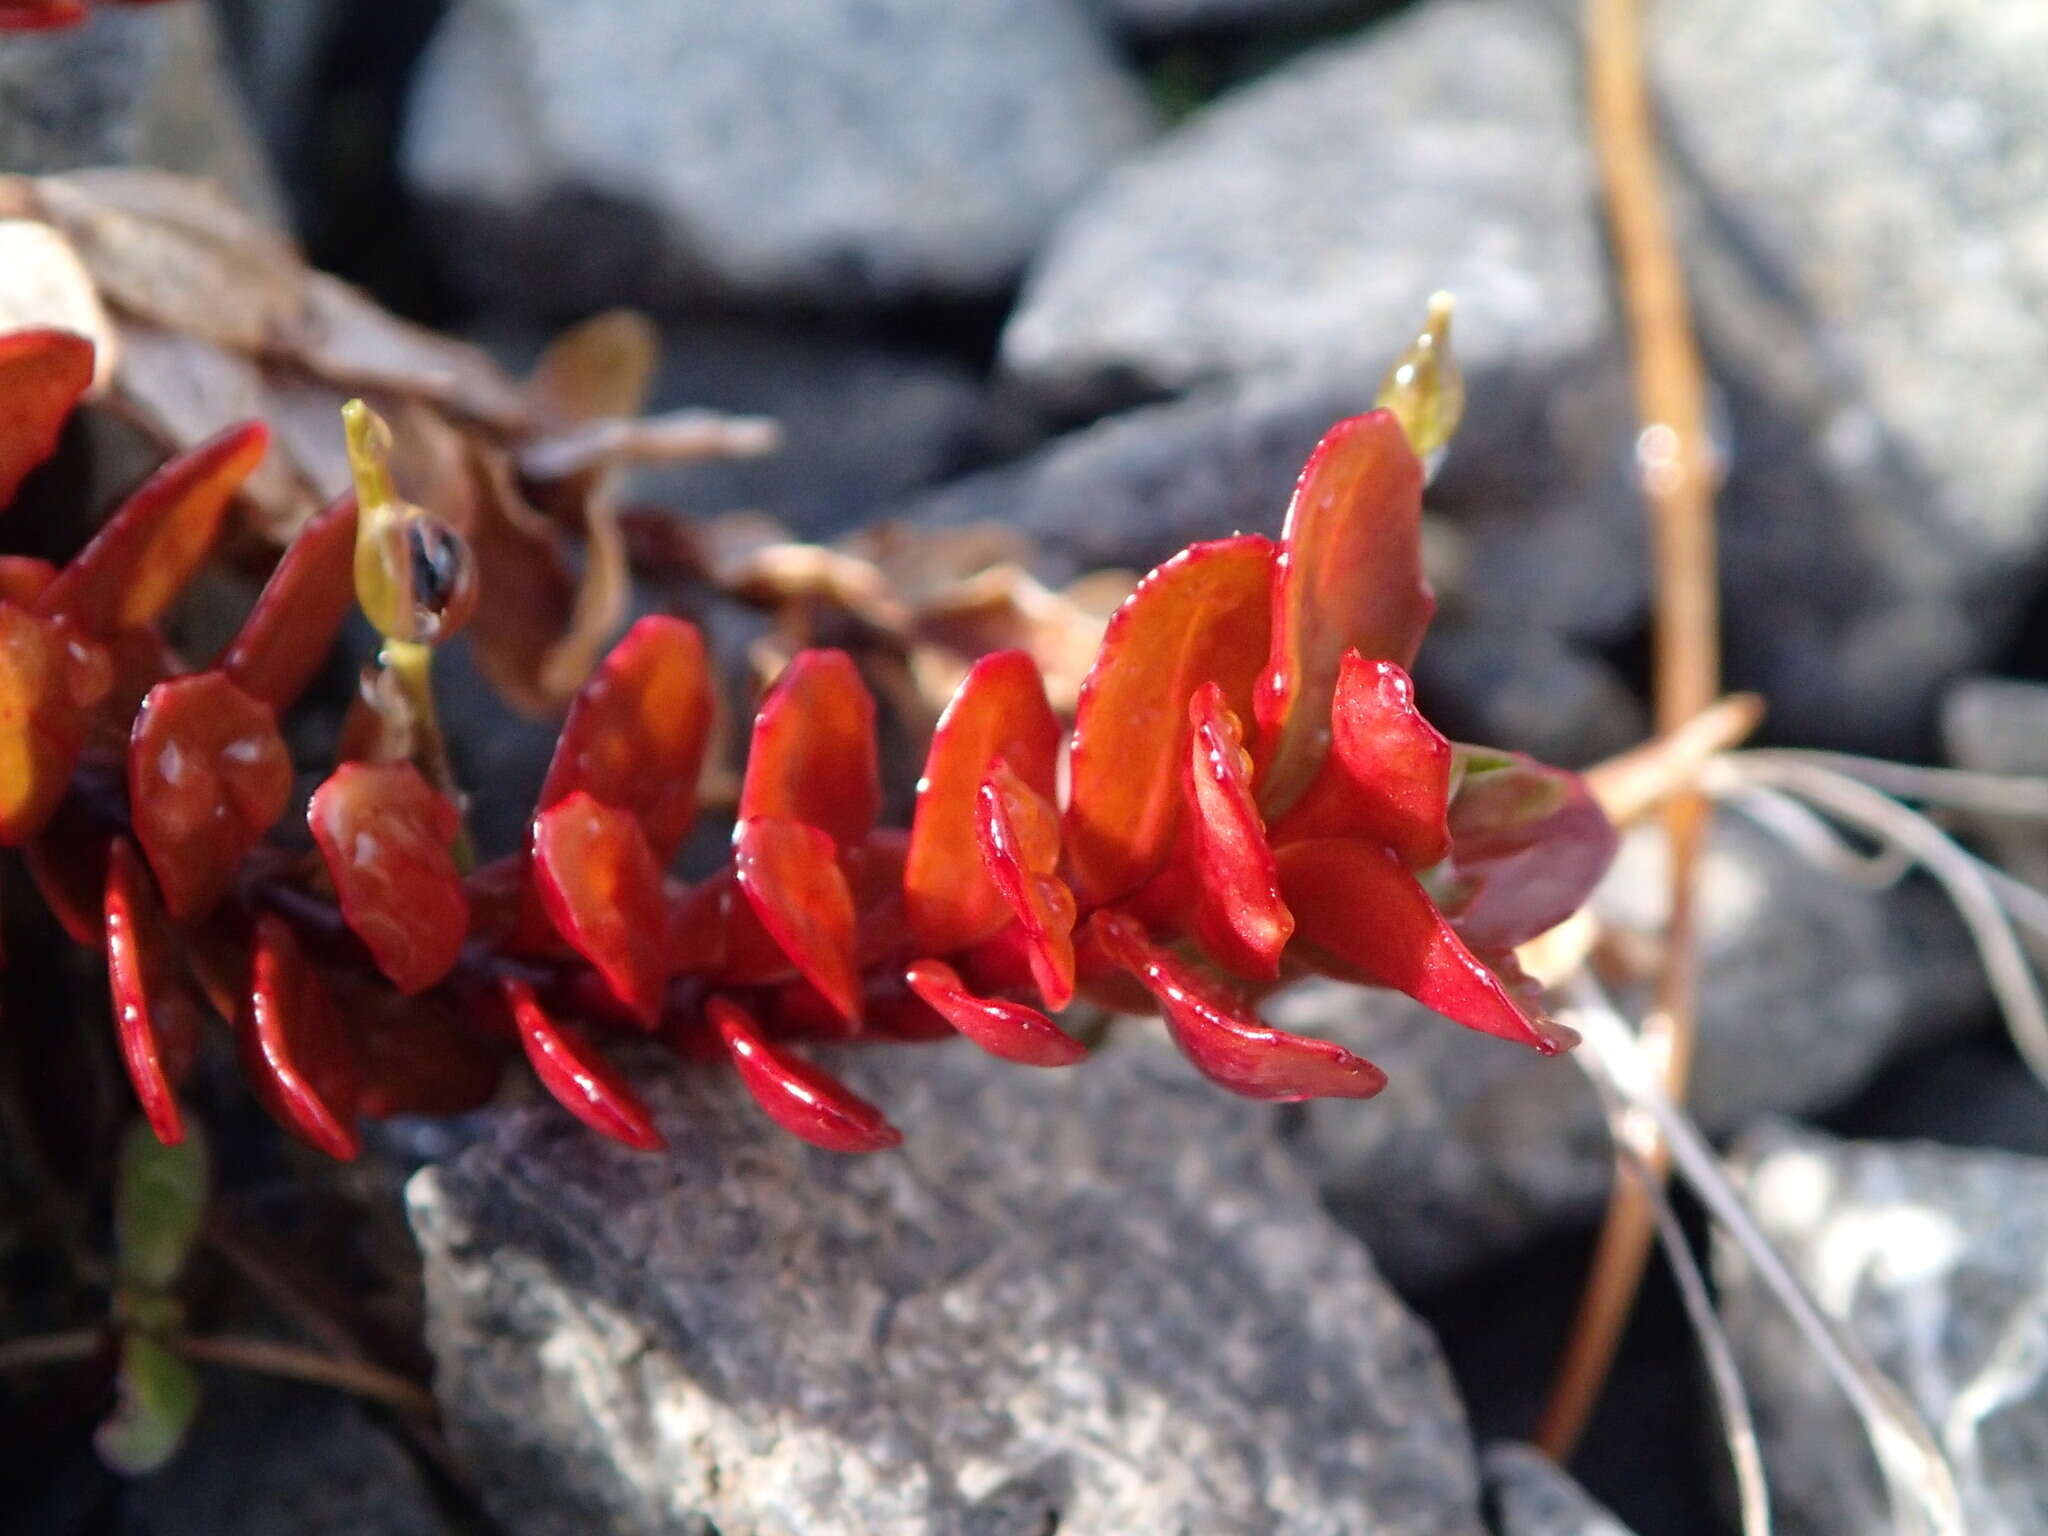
409;1040;1488;1536
1101;0;1386;38
1654;2;2048;753
1483;1444;1639;1536
404;0;1155;313
1285;811;1989;1288
1723;1123;2048;1535
1941;674;2048;965
1412;618;1646;769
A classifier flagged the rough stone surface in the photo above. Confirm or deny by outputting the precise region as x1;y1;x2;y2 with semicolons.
409;1040;1488;1536
403;0;1155;312
1483;1444;1638;1536
1285;811;1990;1288
1098;0;1385;37
1654;1;2048;752
1941;675;2048;967
1723;1123;2048;1535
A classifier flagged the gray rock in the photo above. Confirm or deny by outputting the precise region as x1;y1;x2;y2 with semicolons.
1653;1;2048;752
1722;1123;2048;1535
1411;618;1646;770
1285;810;1989;1288
409;1039;1488;1536
1941;675;2048;966
403;0;1155;312
1482;1444;1638;1536
1100;0;1387;39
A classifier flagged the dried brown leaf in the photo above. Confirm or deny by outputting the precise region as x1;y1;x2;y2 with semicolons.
0;219;117;386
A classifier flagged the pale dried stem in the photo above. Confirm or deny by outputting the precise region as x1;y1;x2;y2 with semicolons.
1584;692;1765;828
173;1334;437;1418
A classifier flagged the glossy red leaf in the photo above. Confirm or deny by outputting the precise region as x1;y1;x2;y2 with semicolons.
0;602;109;843
502;977;662;1150
1255;412;1433;815
347;981;504;1118
1065;535;1275;906
732;815;862;1027
904;958;1085;1067
37;420;268;634
710;997;901;1153
25;803;110;945
1442;755;1619;954
1181;681;1292;977
531;791;669;1027
975;758;1076;1011
128;672;290;919
903;649;1060;956
737;649;879;849
0;329;93;507
1275;837;1570;1052
0;4;90;31
1090;911;1386;1101
219;494;359;711
308;762;469;994
103;837;201;1145
236;914;361;1161
538;615;713;863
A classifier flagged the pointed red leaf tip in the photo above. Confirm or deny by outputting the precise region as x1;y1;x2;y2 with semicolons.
539;615;713;863
37;420;268;635
531;791;669;1027
1065;535;1276;907
738;649;880;850
1255;412;1434;816
1090;910;1386;1101
0;4;90;32
0;329;93;507
1182;681;1292;978
502;977;662;1150
732;815;862;1026
974;758;1076;1011
0;603;110;844
237;914;362;1160
219;494;359;711
709;997;902;1153
904;649;1060;956
1275;837;1572;1053
127;672;290;920
309;762;470;995
103;837;201;1145
904;958;1086;1067
1442;753;1619;955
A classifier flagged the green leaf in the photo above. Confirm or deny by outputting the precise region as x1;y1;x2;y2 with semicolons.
94;1333;201;1476
114;1115;208;1293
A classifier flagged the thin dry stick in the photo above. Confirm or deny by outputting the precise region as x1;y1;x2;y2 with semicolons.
1539;0;1723;1460
0;1327;101;1373
174;1335;438;1418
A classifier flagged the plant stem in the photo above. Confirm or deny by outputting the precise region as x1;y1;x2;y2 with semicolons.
0;1327;102;1372
173;1334;437;1418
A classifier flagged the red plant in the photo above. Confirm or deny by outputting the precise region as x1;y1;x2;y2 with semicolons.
0;324;1617;1161
0;0;176;29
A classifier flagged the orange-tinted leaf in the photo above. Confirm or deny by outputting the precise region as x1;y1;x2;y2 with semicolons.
219;494;359;711
530;791;669;1027
975;759;1075;1010
738;649;880;849
0;328;93;507
1254;412;1433;814
732;815;862;1027
904;958;1085;1067
538;615;712;862
1181;682;1291;977
103;837;201;1145
1275;837;1569;1052
904;649;1060;956
502;977;662;1150
128;672;290;919
710;997;901;1153
236;914;361;1160
37;420;268;633
1090;910;1385;1101
308;762;469;994
1064;535;1274;906
0;602;108;843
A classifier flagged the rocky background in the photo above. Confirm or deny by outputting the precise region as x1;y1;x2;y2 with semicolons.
8;0;2048;1532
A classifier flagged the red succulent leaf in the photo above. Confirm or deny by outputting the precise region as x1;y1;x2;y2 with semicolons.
975;758;1076;1011
25;801;110;945
1441;753;1619;954
1254;412;1433;815
348;981;504;1118
732;815;862;1027
737;649;880;849
903;649;1060;956
0;602;110;844
1181;681;1292;978
710;997;902;1153
0;329;93;507
531;791;669;1027
1090;910;1386;1101
236;914;362;1160
538;615;713;863
37;420;268;634
128;672;291;919
219;494;359;711
0;556;55;606
502;977;662;1150
0;4;90;32
1275;837;1572;1053
1065;535;1275;906
308;762;469;994
904;957;1086;1067
103;837;201;1145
